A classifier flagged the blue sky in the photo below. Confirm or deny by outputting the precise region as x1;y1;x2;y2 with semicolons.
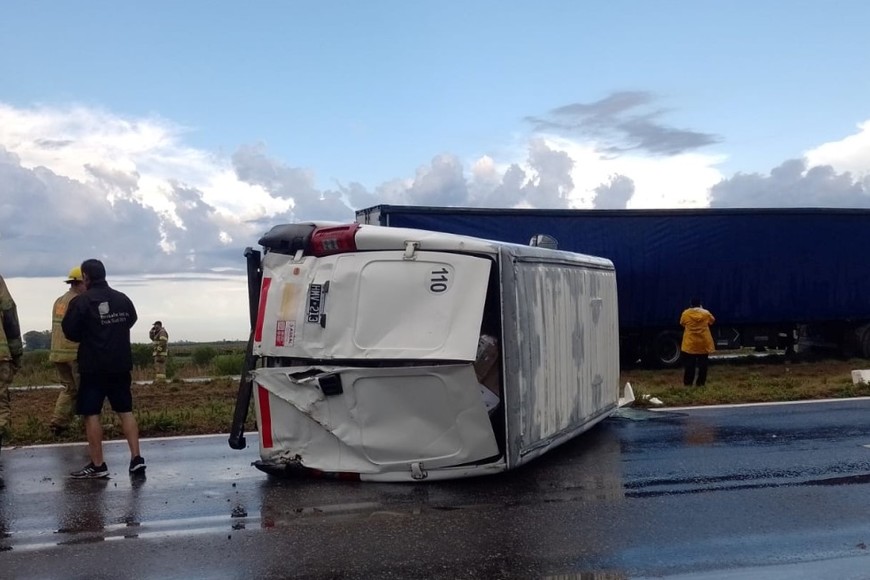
4;1;868;184
2;1;870;340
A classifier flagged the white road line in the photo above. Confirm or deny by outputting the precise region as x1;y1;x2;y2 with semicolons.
654;396;870;412
11;376;241;391
7;432;259;450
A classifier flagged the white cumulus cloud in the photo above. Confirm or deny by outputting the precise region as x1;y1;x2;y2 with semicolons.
541;136;726;208
4;98;870;340
805;120;870;178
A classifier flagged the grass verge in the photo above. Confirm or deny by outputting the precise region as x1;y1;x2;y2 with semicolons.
4;355;870;447
5;378;253;446
623;354;870;407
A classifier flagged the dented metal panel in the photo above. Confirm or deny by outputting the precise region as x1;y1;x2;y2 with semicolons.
499;247;619;468
252;364;499;475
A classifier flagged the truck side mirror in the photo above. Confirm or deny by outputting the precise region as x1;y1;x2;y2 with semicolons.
529;234;559;250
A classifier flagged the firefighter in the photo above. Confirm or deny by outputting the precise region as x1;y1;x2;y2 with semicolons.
0;274;23;489
48;266;87;436
149;321;169;382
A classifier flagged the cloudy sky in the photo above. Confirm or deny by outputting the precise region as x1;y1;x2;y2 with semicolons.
2;1;870;342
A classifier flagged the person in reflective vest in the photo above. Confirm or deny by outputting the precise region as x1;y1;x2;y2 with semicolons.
149;321;169;382
0;274;23;489
680;297;715;387
48;266;86;436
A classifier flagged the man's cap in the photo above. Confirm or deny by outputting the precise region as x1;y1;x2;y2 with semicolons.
153;321;162;326
65;266;83;284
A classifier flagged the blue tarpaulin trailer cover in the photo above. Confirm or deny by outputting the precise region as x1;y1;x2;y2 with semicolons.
356;206;870;330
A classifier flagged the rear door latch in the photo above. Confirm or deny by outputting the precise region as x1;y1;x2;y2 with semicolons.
410;462;428;480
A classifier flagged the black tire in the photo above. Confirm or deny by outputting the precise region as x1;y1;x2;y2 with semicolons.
643;332;683;368
643;330;683;368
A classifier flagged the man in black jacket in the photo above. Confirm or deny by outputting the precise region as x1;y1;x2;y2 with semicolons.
62;259;146;478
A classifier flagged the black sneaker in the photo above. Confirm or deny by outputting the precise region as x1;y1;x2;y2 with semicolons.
129;456;146;474
70;462;109;479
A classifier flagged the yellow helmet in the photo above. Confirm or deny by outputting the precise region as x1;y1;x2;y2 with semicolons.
65;266;83;283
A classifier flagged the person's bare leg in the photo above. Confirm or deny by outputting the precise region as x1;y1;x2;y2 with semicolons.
118;412;140;458
83;415;104;465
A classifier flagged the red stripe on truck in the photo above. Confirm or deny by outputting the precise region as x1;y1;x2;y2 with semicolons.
254;277;272;342
258;386;273;449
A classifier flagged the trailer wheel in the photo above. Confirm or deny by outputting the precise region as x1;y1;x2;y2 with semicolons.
649;332;683;368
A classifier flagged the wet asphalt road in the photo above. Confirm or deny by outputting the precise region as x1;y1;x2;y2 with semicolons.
2;399;870;579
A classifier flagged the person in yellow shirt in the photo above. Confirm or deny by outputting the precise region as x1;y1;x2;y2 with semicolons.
48;266;87;435
680;297;715;387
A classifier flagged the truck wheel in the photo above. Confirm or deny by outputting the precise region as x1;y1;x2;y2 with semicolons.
644;332;683;368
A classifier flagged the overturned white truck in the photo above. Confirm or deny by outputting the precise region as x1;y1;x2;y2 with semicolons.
229;222;630;481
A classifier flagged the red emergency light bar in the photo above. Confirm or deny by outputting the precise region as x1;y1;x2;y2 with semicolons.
310;223;360;256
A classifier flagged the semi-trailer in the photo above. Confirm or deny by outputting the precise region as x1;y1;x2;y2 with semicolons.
356;205;870;365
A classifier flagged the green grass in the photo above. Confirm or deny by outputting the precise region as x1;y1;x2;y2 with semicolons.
15;414;49;442
136;409;192;433
623;355;870;407
5;351;870;446
12;344;247;387
4;377;252;445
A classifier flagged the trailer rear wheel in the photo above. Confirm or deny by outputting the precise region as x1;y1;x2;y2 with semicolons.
644;332;683;368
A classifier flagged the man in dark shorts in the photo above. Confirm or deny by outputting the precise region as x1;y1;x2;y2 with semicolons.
62;259;145;478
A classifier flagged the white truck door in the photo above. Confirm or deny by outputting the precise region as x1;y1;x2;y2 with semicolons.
255;251;492;361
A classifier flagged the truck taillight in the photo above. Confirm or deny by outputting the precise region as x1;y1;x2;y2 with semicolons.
310;224;360;256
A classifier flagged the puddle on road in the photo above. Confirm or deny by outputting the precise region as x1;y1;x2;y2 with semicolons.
805;473;870;486
611;408;686;421
625;468;870;498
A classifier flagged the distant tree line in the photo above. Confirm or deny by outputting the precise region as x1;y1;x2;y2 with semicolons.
23;330;51;351
21;331;245;378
